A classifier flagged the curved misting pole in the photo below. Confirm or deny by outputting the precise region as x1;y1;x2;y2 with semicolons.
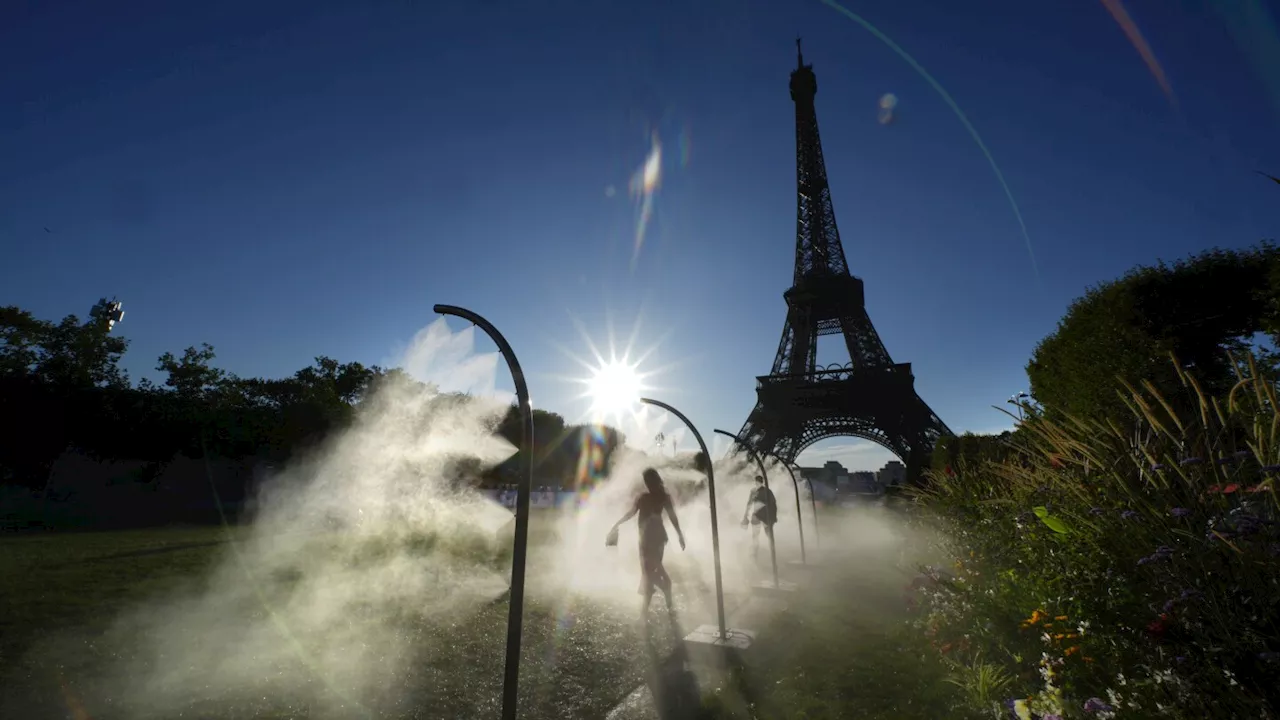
791;462;820;550
640;397;727;641
433;305;532;720
713;429;779;589
763;453;806;565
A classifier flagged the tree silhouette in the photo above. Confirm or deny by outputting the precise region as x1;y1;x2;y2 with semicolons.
0;302;624;526
1027;243;1280;422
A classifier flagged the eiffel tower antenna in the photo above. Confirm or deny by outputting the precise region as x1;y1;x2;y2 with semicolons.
736;46;952;485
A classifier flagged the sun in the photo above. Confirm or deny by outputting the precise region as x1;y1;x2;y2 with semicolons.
551;312;677;427
586;359;644;420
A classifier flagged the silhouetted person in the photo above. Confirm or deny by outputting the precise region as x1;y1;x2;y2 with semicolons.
741;475;777;562
609;468;686;617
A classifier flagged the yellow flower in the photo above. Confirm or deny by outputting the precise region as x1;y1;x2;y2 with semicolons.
1013;699;1033;720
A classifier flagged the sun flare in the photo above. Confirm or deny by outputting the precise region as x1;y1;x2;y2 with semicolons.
552;313;681;432
586;359;643;420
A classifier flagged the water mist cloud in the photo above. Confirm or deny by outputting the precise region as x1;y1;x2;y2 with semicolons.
76;320;523;719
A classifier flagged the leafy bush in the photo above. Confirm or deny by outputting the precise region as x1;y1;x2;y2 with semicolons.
1026;243;1280;425
908;356;1280;718
932;432;1019;477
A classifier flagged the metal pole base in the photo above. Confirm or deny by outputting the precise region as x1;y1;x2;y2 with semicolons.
750;579;799;599
682;624;755;667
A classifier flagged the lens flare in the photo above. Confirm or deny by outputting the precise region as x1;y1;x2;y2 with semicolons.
629;131;663;269
818;0;1040;281
1098;0;1177;108
586;359;643;421
878;92;898;125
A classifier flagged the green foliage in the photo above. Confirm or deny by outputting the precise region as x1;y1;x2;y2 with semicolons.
942;652;1016;713
931;431;1017;477
156;343;226;398
0;301;130;388
0;303;621;521
1027;243;1280;423
1031;505;1070;534
910;356;1280;718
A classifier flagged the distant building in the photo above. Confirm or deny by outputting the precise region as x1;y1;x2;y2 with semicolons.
848;470;878;494
797;460;847;501
877;460;906;488
797;457;909;498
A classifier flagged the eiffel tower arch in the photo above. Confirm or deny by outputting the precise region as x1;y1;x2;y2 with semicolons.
737;41;952;485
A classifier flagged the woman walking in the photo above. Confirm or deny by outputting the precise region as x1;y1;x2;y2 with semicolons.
608;468;686;616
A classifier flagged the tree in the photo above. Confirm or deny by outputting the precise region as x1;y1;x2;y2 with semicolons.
0;306;48;377
931;432;1016;478
1;300;637;526
157;343;227;399
293;356;379;406
1027;243;1280;422
1;301;129;389
35;300;131;389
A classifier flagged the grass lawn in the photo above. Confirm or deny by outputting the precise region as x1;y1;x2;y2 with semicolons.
610;504;972;720
0;514;739;719
706;562;975;720
1;504;960;719
0;524;246;669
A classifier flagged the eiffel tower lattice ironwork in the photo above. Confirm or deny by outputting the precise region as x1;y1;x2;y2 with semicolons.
736;41;952;483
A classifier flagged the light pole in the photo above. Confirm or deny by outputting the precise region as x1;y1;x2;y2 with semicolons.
1007;392;1030;422
433;305;532;720
100;298;124;331
713;429;780;588
639;398;730;642
790;462;820;550
40;299;125;528
766;455;807;565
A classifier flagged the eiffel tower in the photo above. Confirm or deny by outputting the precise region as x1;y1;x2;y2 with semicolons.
737;41;952;484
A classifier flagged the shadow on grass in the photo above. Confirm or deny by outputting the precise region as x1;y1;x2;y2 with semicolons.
639;608;707;720
696;553;979;720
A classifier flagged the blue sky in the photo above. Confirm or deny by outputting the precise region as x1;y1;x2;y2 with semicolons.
3;0;1279;471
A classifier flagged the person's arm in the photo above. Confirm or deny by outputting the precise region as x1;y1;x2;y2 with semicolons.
741;488;753;525
665;496;685;549
612;499;639;530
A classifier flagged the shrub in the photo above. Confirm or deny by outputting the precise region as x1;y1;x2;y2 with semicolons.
932;432;1020;478
908;355;1280;718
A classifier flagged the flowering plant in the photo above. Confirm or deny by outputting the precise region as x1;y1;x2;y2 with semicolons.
906;356;1280;718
